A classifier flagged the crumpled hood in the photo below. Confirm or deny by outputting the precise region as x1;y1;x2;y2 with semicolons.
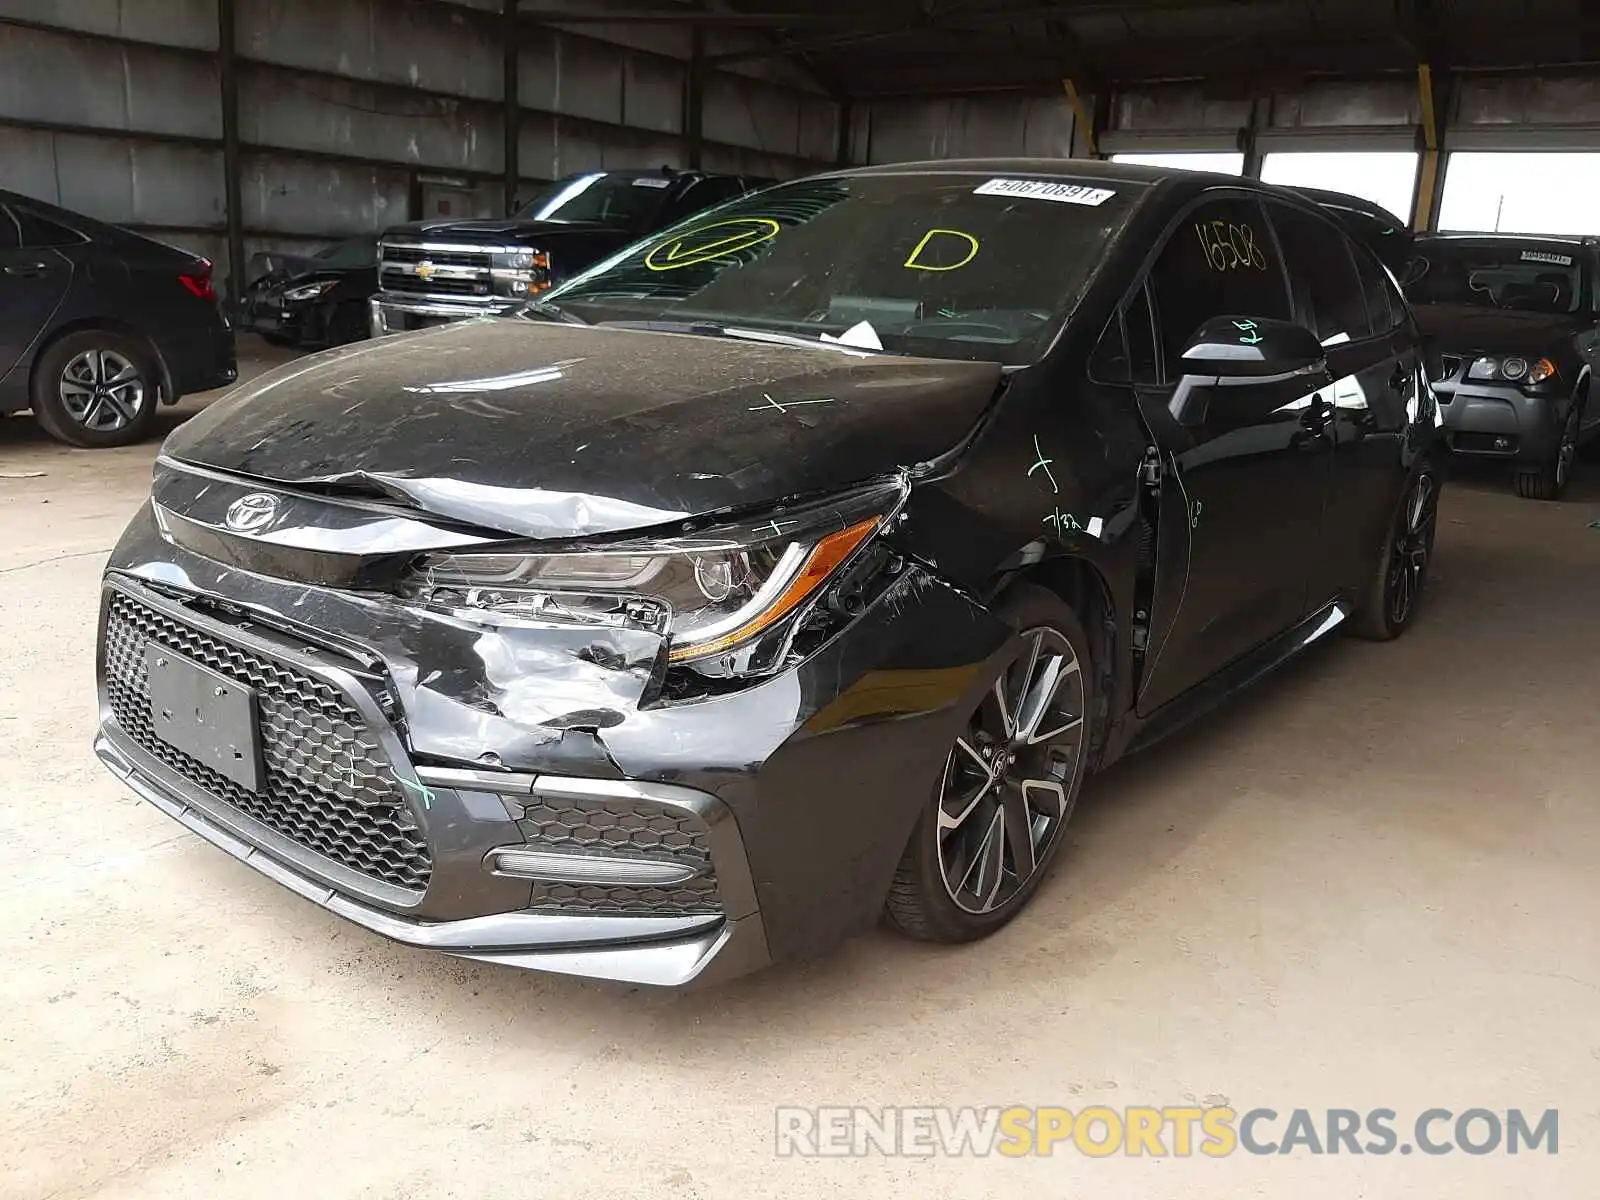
163;320;1003;540
1413;303;1591;358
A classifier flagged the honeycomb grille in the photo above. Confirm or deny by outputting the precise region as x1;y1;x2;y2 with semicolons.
102;591;432;892
518;795;720;917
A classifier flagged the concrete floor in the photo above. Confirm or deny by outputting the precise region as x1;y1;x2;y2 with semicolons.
2;340;1598;1198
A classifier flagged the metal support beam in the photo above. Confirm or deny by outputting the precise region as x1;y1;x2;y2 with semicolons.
835;97;853;167
217;0;244;312
1240;94;1268;178
684;24;705;170
503;0;520;214
1413;62;1441;230
1063;77;1099;158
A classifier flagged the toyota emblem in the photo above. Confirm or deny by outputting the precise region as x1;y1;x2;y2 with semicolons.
225;492;281;534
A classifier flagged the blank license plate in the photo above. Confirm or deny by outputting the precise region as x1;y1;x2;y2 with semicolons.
145;645;264;792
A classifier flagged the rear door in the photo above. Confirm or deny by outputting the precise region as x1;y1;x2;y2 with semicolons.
1270;199;1420;603
0;203;75;382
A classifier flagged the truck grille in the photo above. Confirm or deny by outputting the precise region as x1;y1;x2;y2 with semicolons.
102;590;433;893
378;268;486;298
382;245;492;269
518;795;720;917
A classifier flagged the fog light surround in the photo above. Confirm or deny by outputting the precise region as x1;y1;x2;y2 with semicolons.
487;847;703;886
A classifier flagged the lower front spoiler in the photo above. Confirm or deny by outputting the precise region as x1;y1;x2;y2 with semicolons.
95;729;770;988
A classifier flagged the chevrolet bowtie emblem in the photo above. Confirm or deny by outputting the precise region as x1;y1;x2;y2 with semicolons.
414;260;436;281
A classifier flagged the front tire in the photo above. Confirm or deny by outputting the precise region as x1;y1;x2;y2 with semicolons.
30;330;160;448
1515;398;1582;501
885;584;1095;943
1353;460;1439;641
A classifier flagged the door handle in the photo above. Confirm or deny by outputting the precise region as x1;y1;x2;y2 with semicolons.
2;261;50;277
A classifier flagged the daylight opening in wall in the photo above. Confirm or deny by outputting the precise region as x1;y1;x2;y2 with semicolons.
1439;153;1600;237
1110;152;1245;175
1260;151;1419;223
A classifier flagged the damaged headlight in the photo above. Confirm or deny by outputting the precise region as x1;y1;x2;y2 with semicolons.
403;481;904;675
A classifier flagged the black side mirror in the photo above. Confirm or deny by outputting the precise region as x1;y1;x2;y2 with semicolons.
1180;316;1325;380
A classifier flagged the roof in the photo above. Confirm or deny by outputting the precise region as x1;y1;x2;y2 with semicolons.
528;1;1600;97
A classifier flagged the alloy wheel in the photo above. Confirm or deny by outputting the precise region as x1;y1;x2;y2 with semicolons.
936;627;1088;915
58;348;146;433
1386;472;1438;628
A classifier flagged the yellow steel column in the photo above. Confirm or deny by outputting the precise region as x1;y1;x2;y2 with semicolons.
1063;78;1100;159
1414;63;1440;230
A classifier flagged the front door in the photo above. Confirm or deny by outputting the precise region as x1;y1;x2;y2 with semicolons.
0;205;73;383
1134;195;1335;714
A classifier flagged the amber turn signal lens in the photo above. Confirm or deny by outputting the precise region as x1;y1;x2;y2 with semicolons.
1527;357;1558;385
667;516;881;663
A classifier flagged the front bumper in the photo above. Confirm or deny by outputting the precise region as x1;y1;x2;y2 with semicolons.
94;573;768;986
94;503;1012;983
369;295;518;337
1434;380;1565;461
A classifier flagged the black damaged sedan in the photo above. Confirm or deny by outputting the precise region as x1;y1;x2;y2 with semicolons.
96;161;1441;985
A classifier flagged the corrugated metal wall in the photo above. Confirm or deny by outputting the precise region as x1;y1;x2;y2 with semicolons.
0;0;840;293
854;72;1600;167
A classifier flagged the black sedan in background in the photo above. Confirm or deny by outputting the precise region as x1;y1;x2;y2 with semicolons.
95;161;1440;985
1403;233;1600;499
239;234;377;350
0;190;236;448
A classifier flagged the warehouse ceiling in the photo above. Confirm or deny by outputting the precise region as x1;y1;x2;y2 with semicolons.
520;0;1600;97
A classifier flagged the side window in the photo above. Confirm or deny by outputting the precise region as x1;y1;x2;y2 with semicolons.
1088;284;1160;385
1088;312;1129;383
16;208;83;248
1125;283;1160;384
662;178;745;225
1146;197;1290;376
0;206;20;252
1351;245;1403;333
1269;203;1369;344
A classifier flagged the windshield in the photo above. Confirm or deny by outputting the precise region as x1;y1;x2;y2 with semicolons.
514;173;674;226
539;172;1143;365
313;234;377;268
1402;242;1587;314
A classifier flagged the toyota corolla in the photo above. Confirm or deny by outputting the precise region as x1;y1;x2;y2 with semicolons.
95;161;1441;985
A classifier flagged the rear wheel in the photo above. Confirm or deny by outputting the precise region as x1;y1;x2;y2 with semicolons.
1353;461;1439;641
30;330;160;448
1515;398;1582;501
885;585;1094;943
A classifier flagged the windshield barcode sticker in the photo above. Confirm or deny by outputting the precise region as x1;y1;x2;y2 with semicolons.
1521;250;1574;266
973;178;1116;206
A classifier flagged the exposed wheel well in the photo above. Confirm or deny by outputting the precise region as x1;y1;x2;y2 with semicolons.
26;318;173;407
1005;555;1118;769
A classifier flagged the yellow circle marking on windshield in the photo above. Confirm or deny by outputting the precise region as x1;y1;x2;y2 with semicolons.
904;228;980;272
645;217;781;271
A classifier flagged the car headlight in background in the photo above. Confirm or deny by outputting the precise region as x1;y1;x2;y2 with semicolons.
1467;355;1557;385
492;248;552;297
403;481;905;676
281;280;338;302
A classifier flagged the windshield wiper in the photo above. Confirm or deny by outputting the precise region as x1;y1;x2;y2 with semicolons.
519;298;587;325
